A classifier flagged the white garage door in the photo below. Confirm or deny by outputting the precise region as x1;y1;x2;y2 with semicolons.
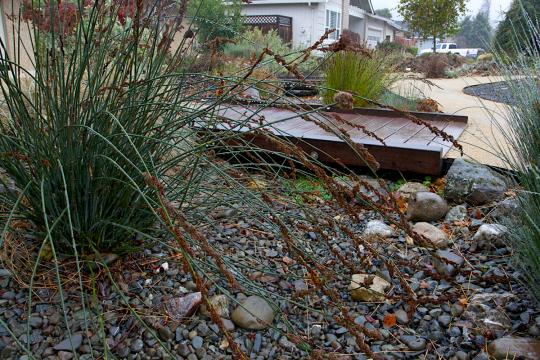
367;27;382;48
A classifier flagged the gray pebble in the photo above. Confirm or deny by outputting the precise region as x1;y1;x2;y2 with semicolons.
131;338;144;352
400;335;426;351
191;336;203;349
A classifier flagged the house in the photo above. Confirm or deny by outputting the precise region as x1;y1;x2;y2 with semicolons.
240;0;403;48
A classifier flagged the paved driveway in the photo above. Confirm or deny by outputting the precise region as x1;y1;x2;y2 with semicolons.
395;76;512;168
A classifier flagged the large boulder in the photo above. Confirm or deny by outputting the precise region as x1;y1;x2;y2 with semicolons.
445;159;508;205
407;191;449;222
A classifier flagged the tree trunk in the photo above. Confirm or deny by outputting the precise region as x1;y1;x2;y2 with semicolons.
433;35;437;53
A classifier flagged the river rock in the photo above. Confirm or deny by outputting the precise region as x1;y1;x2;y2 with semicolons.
463;292;514;333
239;87;261;101
53;334;83;351
445;205;468;223
472;224;507;250
397;182;430;200
338;175;387;202
348;274;390;302
432;250;464;277
491;197;520;223
363;220;394;238
164;292;202;321
200;294;230;318
407;192;449;222
400;335;426;351
412;222;449;249
231;296;275;330
488;337;540;359
445;159;508;205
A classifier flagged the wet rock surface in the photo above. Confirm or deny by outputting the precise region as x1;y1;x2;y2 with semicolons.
445;159;509;205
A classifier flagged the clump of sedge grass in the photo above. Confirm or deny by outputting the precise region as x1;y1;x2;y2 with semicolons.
491;10;540;302
322;50;398;107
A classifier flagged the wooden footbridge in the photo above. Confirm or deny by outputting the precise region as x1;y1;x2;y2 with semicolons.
209;104;468;175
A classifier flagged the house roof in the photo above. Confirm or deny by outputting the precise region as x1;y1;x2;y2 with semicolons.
350;0;374;14
365;12;403;31
241;0;326;4
242;0;374;13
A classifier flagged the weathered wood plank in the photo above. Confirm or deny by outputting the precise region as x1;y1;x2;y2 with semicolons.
207;104;468;174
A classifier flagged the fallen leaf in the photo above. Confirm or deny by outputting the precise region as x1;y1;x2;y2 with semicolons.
282;256;295;265
453;220;471;227
395;196;408;213
405;235;414;245
432;177;446;192
474;209;482;219
247;179;267;190
458;297;468;306
383;314;397;328
440;223;453;236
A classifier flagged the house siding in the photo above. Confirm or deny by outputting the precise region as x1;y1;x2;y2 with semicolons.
1;0;34;72
242;1;401;49
241;3;323;47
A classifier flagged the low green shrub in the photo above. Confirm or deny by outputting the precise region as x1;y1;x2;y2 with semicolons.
223;28;289;59
322;51;398;107
223;27;324;76
407;47;419;56
376;40;405;54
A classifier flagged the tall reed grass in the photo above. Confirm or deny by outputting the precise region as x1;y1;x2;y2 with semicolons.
492;11;540;301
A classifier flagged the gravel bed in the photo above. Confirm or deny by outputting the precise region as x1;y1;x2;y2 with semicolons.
463;81;517;105
1;160;540;360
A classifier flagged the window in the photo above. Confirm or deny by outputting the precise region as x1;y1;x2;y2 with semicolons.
449;44;457;49
325;10;341;40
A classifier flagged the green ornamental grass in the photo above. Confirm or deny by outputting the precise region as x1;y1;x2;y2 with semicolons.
322;51;398;108
492;9;540;302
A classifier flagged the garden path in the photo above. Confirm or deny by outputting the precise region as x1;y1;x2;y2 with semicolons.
395;76;512;168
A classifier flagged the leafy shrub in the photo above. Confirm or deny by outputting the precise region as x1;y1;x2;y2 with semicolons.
421;54;448;78
376;40;405;54
407;47;419;56
322;51;398;107
224;28;289;59
477;53;494;62
188;0;243;42
223;27;324;76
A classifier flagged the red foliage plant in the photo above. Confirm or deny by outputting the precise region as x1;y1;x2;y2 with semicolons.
22;0;80;36
20;0;143;35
